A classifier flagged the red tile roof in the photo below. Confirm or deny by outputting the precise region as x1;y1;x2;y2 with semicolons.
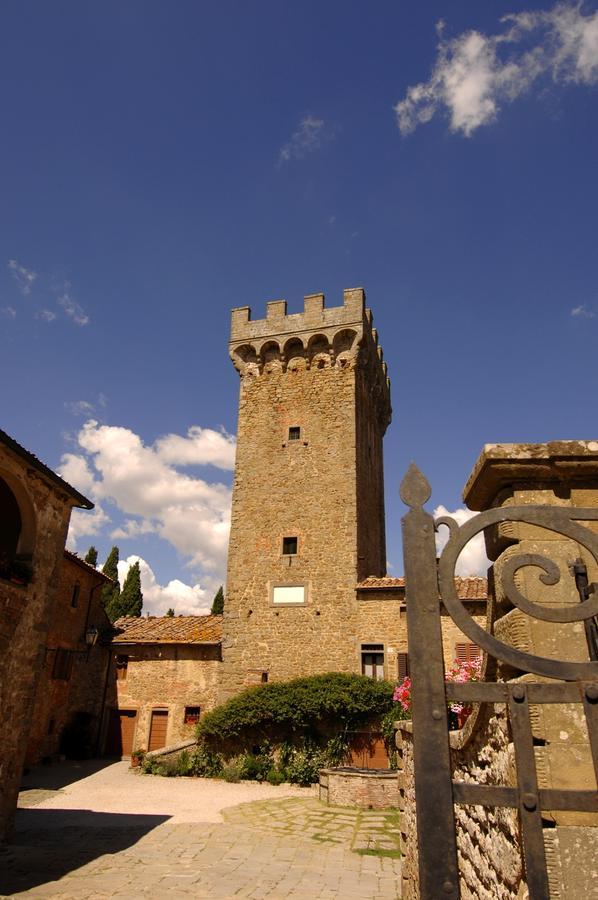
112;615;223;644
357;575;487;600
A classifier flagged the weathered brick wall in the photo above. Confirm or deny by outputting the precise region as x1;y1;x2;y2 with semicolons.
0;446;77;839
319;768;399;809
25;553;111;765
106;644;221;751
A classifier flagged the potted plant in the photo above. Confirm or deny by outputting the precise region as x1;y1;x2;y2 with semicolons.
130;748;146;768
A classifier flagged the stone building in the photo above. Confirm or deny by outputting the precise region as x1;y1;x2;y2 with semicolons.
25;550;113;766
220;289;486;699
103;615;222;756
0;429;93;839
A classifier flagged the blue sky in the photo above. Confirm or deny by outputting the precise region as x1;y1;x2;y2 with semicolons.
2;1;597;612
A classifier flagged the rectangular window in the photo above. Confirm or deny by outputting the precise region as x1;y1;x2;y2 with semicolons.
115;654;128;680
184;706;201;725
282;536;298;555
455;642;481;663
361;644;384;680
71;583;80;608
288;426;301;441
272;585;305;605
397;652;410;680
52;648;74;681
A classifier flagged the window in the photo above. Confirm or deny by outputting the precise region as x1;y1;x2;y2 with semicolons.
261;671;269;684
71;582;80;608
397;652;410;680
361;644;384;680
52;648;74;681
455;643;481;663
272;585;305;605
288;426;301;441
282;536;298;555
184;706;201;725
115;654;128;680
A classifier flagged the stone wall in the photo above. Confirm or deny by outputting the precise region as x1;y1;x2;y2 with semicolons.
0;436;90;839
319;768;399;809
25;552;111;765
105;643;221;752
220;289;391;700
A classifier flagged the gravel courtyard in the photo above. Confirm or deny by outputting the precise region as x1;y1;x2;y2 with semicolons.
0;761;402;899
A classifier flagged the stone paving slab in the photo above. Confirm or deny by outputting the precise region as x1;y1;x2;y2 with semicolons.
1;768;402;899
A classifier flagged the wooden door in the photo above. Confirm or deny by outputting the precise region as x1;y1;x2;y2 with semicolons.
105;709;137;757
148;710;168;751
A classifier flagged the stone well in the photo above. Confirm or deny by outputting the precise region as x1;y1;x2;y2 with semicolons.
319;767;399;809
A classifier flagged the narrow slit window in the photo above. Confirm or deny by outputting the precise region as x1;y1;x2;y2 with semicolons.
288;426;301;441
282;536;298;555
71;582;80;608
397;652;410;680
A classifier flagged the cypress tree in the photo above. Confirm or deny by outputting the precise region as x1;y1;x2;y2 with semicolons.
101;546;121;621
211;585;224;615
84;546;98;567
119;561;143;617
166;608;175;617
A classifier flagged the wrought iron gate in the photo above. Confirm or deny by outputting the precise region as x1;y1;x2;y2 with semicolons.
400;463;598;900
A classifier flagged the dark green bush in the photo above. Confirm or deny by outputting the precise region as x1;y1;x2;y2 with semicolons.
240;752;271;782
266;766;286;785
197;672;394;752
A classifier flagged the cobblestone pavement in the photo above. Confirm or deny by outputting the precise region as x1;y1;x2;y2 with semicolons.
1;767;401;899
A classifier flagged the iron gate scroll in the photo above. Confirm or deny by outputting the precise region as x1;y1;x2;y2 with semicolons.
400;463;598;900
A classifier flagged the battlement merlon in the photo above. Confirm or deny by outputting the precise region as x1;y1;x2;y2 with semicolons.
230;288;369;343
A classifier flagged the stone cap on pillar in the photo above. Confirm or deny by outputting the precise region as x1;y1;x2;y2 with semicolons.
463;441;598;510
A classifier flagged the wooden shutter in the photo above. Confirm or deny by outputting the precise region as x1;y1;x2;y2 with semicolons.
455;642;481;663
397;652;410;680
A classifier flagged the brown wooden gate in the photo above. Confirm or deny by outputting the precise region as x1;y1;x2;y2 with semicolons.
105;709;137;757
148;709;169;751
400;463;598;900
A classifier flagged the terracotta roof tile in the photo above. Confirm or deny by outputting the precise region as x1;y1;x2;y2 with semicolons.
112;615;223;644
357;575;487;600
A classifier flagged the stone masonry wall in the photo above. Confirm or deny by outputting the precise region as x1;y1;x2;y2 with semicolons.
106;644;221;751
220;290;391;700
25;553;111;765
0;445;78;839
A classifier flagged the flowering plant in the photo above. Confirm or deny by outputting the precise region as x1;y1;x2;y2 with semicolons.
445;656;482;727
393;677;411;713
391;655;482;728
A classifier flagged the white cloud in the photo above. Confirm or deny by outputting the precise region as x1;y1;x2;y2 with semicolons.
58;288;90;326
66;503;111;548
59;419;234;578
571;303;596;318
8;259;37;295
1;306;16;318
278;116;331;164
65;399;96;416
117;555;211;616
111;519;157;540
434;505;490;576
155;425;236;470
38;309;57;322
395;3;598;136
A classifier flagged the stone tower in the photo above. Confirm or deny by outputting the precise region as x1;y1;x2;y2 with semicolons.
220;288;391;699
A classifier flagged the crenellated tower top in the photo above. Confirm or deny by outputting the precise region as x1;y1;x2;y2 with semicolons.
229;287;391;428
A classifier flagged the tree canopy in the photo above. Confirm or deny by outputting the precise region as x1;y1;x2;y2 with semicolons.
211;585;224;615
84;546;98;566
101;546;121;621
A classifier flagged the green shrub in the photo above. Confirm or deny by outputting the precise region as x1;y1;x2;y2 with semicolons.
187;744;223;777
197;673;394;752
266;766;286;785
221;758;243;782
240;752;272;782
